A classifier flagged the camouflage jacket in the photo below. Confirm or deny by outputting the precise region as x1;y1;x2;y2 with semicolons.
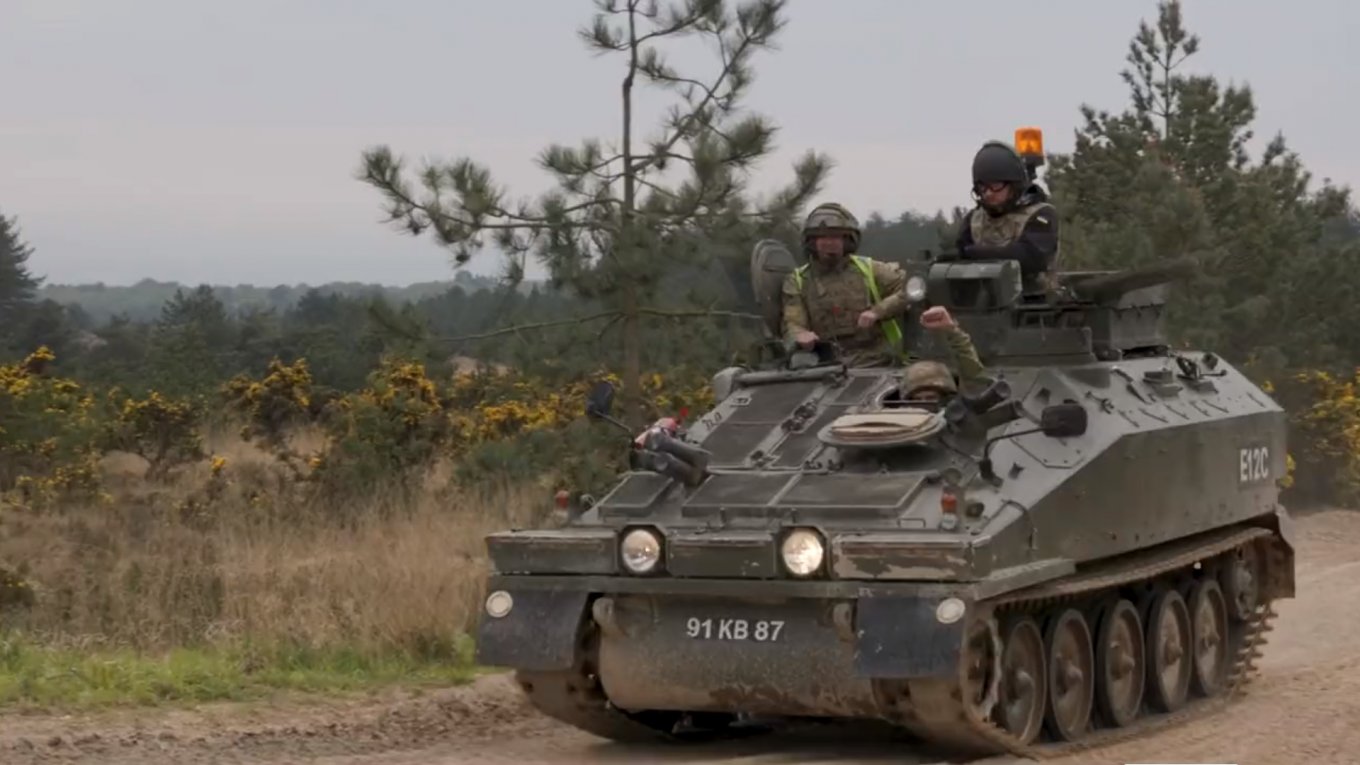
781;255;909;366
958;193;1060;293
934;324;985;387
967;200;1052;247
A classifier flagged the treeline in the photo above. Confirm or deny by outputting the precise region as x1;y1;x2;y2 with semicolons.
35;272;508;325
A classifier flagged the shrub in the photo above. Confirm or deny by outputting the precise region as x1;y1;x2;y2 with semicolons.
102;390;207;480
0;347;104;506
1280;368;1360;506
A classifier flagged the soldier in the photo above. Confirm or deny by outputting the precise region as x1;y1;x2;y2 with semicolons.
955;140;1060;293
901;305;986;402
781;202;910;367
900;360;957;404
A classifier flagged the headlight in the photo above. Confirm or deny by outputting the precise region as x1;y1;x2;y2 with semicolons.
936;597;966;624
780;528;825;577
485;590;514;618
620;527;663;574
906;275;926;302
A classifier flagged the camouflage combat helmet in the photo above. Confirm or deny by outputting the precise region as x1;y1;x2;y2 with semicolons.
902;360;957;398
802;202;861;253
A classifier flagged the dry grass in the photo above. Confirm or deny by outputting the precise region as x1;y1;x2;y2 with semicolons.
0;431;552;661
0;429;556;708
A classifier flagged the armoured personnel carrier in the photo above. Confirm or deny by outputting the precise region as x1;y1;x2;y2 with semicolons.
474;195;1296;759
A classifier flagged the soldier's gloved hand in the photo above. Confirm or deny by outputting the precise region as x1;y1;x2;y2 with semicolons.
920;306;957;330
857;309;879;329
794;330;819;348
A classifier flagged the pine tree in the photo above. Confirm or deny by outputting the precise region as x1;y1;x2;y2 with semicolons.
1045;0;1355;369
0;211;42;354
358;0;830;425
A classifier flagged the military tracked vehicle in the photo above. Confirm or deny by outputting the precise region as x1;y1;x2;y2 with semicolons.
474;233;1296;758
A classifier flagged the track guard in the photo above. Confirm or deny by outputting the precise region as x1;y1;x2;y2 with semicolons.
476;588;591;671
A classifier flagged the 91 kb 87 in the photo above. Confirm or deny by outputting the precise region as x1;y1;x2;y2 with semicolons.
685;617;786;642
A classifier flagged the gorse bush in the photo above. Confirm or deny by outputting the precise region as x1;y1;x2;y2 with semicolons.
0;343;717;526
1276;369;1360;506
274;357;714;500
0;347;103;506
102;389;207;480
221;357;318;471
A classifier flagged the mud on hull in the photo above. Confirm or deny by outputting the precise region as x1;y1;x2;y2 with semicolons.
481;522;1294;757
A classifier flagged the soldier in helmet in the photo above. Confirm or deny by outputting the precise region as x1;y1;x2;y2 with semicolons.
899;305;986;404
955;141;1060;293
900;360;957;404
781;202;911;367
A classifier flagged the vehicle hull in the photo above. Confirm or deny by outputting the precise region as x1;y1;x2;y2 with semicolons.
477;515;1295;757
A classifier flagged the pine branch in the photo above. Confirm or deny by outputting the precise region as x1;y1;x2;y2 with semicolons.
638;307;762;321
635;175;682;200
433;311;623;343
427;305;762;347
634;2;709;45
631;34;743;175
596;312;625;339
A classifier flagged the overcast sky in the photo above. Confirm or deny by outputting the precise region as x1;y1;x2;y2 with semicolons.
2;0;1354;287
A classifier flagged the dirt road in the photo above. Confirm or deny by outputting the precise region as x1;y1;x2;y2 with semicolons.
3;508;1356;765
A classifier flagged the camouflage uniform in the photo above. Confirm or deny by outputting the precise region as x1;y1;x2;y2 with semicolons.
781;203;910;367
899;317;986;399
956;141;1060;293
901;331;986;398
933;326;985;386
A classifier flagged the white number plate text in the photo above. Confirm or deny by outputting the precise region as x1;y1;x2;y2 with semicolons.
685;617;785;642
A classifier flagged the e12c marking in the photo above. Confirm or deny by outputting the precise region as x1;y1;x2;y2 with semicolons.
1238;445;1271;485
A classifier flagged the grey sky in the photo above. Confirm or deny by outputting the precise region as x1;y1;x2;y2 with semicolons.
1;0;1353;287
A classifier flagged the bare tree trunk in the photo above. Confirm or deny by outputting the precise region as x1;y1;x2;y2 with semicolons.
619;0;644;428
620;287;643;428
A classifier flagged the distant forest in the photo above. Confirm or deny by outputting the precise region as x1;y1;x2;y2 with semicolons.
37;270;510;325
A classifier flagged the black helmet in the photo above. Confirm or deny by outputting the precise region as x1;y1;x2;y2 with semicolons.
971;141;1028;187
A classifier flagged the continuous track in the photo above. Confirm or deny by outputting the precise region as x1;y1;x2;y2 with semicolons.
885;525;1289;759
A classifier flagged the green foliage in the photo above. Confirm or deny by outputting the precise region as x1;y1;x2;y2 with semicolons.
213;348;718;507
148;286;238;398
0;211;40;333
1044;0;1354;375
222;357;318;468
0;213;78;365
0;637;475;710
102;390;208;480
312;358;454;499
0;347;103;504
